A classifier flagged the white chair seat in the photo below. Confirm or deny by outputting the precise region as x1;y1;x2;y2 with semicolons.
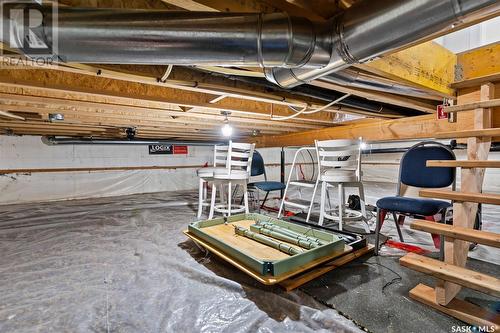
197;167;226;178
213;169;249;180
320;169;360;182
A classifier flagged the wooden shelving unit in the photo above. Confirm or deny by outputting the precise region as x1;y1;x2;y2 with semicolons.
427;160;500;168
400;81;500;328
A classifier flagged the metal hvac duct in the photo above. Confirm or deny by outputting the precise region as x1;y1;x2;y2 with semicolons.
25;8;327;67
323;69;441;100
3;0;496;85
265;0;498;88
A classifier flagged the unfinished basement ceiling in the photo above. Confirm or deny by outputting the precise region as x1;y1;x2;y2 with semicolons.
0;0;498;141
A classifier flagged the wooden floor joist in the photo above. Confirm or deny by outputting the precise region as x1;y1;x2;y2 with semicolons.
419;189;500;205
409;284;500;329
411;220;500;248
400;253;500;297
426;160;500;168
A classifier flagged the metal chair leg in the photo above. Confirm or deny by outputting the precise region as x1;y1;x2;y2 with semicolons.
375;207;381;255
260;191;270;209
392;212;404;242
439;208;448;261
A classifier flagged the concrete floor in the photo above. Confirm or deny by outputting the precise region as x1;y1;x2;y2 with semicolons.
0;187;498;332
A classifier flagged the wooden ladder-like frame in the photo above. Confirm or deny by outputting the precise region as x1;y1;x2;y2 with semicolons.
399;82;500;328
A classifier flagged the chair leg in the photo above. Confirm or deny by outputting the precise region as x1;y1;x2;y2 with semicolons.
260;191;270;209
392;212;404;242
318;181;326;226
374;208;387;255
208;183;217;220
439;210;447;261
243;182;250;214
197;178;204;219
358;183;370;233
326;186;332;212
425;215;441;249
227;182;232;217
338;183;344;231
306;180;319;223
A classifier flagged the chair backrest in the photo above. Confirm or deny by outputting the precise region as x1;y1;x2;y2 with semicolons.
213;143;229;167
315;138;362;180
398;141;456;195
250;150;266;179
226;142;255;176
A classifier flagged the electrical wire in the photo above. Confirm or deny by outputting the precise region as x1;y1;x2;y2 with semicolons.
158;65;174;83
271;93;351;121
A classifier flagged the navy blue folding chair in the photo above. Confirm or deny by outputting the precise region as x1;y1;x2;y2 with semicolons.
374;141;456;255
248;151;286;209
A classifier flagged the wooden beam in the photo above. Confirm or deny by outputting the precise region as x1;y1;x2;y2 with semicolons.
409;284;500;329
0;110;25;120
253;113;478;147
426;160;500;168
358;41;457;97
456;42;500;81
0;99;318;131
0;68;335;124
451;73;500;90
420;189;500;205
160;0;217;11
400;253;500;297
410;220;500;248
444;99;500;113
255;90;500;147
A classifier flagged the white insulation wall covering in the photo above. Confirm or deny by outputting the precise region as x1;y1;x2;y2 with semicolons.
0;135;213;205
1;135;499;205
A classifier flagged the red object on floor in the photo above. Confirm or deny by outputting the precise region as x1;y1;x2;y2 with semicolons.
385;239;430;255
260;200;295;217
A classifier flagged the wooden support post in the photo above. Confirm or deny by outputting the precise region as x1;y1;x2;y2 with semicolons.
435;82;494;305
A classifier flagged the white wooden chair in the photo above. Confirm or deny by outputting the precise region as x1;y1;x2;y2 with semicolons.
196;143;229;218
315;138;369;232
208;142;255;219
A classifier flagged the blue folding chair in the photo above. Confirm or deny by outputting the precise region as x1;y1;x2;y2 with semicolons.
374;141;456;255
248;151;286;209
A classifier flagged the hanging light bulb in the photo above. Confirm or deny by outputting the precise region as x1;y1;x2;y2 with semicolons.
221;111;233;137
222;123;233;137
